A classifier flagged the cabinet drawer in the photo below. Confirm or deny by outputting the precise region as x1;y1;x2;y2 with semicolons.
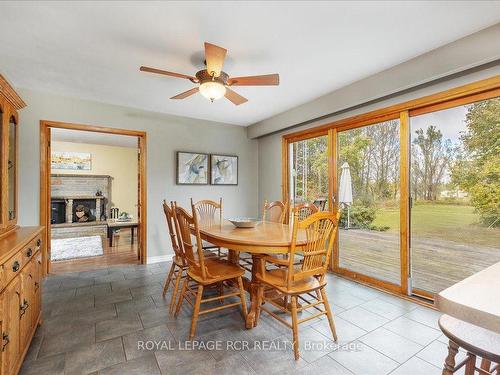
2;252;24;288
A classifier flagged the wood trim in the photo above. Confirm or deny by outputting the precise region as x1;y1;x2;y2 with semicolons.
399;111;410;294
281;137;289;203
282;75;500;141
39;120;148;273
334;267;402;294
0;74;26;110
331;129;339;271
40;120;146;137
409;87;500;117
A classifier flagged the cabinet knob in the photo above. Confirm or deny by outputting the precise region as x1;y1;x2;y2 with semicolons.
12;261;20;272
2;333;9;352
36;239;42;248
26;248;33;257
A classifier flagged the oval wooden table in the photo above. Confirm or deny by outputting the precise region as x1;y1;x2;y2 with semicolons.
197;220;307;329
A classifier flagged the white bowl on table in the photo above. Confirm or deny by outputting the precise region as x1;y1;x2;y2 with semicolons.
227;218;260;228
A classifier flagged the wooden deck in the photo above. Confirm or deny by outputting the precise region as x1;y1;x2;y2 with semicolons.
338;229;500;293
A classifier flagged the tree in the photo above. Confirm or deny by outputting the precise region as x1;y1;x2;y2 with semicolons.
411;126;454;200
451;98;500;226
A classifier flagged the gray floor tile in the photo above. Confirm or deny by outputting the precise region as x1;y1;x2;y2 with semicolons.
37;324;95;358
130;283;164;298
389;356;441;375
122;324;175;361
19;353;65;375
75;283;112;296
293;355;354;374
95;289;133;306
327;290;365;309
99;354;161;375
359;327;424;363
383;316;441;346
64;337;126;375
360;299;411;320
329;341;399;375
139;307;178;328
339;306;390;332
46;294;95;317
96;314;143;342
115;296;156;316
416;340;467;371
404;307;442;330
312;316;367;344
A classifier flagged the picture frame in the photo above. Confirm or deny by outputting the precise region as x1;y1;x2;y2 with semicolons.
210;154;238;185
176;151;209;185
51;151;92;170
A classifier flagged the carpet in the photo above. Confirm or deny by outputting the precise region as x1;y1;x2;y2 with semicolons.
51;235;104;261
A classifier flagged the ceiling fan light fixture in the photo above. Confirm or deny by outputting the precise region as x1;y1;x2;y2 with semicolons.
199;80;226;102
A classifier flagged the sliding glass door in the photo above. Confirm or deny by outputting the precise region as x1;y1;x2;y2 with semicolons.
336;119;401;286
409;97;500;295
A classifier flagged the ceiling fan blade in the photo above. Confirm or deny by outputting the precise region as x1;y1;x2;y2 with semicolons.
228;74;280;86
224;88;248;105
170;87;199;99
140;66;196;81
204;42;227;77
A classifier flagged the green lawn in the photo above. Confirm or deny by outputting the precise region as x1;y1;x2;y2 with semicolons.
372;203;500;248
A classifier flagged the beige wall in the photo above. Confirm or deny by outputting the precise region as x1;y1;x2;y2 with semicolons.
51;141;138;218
17;89;259;259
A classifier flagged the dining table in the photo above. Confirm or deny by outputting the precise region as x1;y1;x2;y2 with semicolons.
197;220;307;329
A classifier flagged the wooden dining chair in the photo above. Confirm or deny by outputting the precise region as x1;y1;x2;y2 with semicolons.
293;202;319;221
262;200;288;223
255;210;341;360
161;200;188;313
191;198;226;258
174;202;248;339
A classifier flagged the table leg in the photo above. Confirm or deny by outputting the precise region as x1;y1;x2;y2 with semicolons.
131;227;135;244
246;254;264;329
108;226;113;247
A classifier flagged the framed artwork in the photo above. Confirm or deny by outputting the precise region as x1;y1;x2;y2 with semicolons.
176;151;209;185
51;151;92;170
211;154;238;185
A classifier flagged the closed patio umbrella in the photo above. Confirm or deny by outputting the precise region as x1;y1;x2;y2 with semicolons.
339;162;353;229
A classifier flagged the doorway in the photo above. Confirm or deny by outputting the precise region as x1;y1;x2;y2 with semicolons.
39;121;147;275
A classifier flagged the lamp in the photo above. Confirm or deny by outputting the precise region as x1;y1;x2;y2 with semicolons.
199;80;226;102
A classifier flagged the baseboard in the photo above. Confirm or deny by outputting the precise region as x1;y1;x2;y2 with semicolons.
147;254;173;264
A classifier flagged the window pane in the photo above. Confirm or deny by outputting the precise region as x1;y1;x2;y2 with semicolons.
337;119;401;285
410;97;500;293
289;135;329;209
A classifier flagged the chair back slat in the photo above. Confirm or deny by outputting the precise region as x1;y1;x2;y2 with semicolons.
287;210;341;288
192;198;223;226
262;200;288;224
162;200;184;263
174;203;207;279
291;203;319;222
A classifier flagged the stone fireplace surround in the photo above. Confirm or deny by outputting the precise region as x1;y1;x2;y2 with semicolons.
51;174;112;239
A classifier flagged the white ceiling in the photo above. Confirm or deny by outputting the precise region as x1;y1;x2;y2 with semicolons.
51;128;138;148
1;1;499;126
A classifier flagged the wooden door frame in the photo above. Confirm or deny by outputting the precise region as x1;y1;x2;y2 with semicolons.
39;120;147;275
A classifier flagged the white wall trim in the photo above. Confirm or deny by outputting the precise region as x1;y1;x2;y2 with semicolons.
147;254;173;264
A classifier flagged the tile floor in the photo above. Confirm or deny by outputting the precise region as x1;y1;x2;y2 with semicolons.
20;262;456;375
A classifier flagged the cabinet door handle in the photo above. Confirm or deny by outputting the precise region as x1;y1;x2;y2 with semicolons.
26;248;33;257
36;239;42;248
35;281;39;290
12;261;20;272
2;333;9;352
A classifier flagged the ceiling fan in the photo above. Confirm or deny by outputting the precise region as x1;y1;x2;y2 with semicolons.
140;42;279;105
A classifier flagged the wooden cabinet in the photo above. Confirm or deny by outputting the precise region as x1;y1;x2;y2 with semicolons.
0;74;43;375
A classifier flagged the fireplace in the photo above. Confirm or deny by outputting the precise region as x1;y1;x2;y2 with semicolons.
72;199;101;223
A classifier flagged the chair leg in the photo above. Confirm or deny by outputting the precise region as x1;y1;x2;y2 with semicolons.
237;277;248;318
255;284;264;323
162;262;176;296
480;358;491;372
189;284;204;339
320;287;338;342
443;340;459;375
290;295;300;360
175;276;189;317
169;267;183;314
218;281;224;304
465;354;476;375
